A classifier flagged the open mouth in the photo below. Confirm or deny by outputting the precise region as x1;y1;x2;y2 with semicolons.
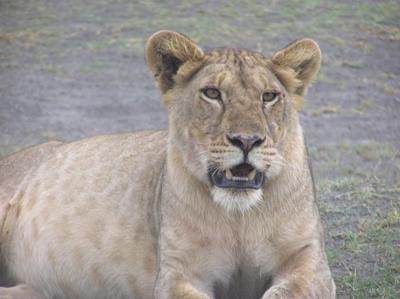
208;163;265;190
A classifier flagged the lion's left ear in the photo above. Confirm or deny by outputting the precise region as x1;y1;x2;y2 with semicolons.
270;39;321;106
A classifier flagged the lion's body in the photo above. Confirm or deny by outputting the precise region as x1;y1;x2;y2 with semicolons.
0;31;335;299
1;132;166;298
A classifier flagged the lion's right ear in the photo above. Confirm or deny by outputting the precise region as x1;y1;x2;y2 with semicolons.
269;39;321;110
145;30;204;93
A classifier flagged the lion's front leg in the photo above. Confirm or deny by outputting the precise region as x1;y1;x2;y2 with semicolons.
154;237;215;299
262;243;336;299
154;219;221;299
154;271;213;299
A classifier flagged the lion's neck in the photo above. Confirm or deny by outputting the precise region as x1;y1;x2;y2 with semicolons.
163;140;239;228
263;127;314;212
165;142;210;201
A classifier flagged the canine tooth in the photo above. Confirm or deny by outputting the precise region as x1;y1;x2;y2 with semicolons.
248;169;256;180
225;169;233;180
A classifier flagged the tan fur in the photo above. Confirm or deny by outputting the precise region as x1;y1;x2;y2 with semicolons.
0;31;335;298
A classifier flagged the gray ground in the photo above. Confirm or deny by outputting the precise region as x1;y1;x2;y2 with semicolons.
1;0;399;298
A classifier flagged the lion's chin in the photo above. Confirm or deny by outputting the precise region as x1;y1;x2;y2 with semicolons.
211;188;263;213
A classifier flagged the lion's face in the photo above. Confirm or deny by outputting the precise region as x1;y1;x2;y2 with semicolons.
146;31;321;212
167;51;291;211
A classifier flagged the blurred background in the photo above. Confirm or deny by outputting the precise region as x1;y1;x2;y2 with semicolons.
1;0;399;297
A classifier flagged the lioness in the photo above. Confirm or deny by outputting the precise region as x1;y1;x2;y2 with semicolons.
0;31;335;299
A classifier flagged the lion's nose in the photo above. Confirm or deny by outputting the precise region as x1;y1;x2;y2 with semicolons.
227;134;265;155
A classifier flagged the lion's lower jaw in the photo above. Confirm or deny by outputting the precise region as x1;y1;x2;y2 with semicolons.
211;188;263;213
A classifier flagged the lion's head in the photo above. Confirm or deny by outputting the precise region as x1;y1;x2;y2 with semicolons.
145;31;321;212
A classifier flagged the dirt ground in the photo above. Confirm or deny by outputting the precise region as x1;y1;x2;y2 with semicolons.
0;0;399;298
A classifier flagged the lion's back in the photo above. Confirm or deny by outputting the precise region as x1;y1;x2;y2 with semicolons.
0;130;167;203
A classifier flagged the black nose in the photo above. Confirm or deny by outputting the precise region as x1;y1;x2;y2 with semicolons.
227;135;265;155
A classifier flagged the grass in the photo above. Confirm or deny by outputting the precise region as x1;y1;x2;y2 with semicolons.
312;140;400;298
320;185;400;298
351;98;383;116
1;0;399;59
332;204;400;298
309;105;342;117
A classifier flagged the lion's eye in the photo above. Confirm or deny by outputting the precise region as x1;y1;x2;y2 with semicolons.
262;91;279;103
202;88;221;100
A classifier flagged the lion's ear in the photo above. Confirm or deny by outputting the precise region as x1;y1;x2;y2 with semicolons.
145;30;204;93
270;39;321;106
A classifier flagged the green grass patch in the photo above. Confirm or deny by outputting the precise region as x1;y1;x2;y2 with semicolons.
336;268;399;299
315;141;400;297
334;207;400;298
322;185;400;298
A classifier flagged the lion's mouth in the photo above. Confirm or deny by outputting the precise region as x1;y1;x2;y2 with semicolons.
208;163;265;190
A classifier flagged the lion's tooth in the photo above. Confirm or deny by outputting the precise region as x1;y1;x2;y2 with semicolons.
225;169;233;180
248;169;256;180
233;176;248;181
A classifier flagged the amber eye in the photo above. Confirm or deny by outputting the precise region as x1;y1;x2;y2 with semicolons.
202;87;221;100
262;91;279;103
